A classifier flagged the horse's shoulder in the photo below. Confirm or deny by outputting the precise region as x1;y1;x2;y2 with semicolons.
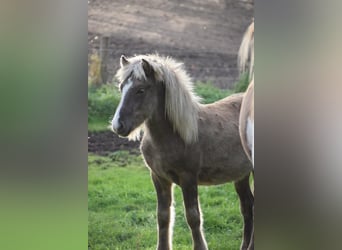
140;136;157;166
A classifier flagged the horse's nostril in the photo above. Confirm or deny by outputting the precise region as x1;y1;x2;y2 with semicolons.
112;117;126;134
118;119;125;131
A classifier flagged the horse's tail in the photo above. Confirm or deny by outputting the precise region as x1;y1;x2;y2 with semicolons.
238;21;254;80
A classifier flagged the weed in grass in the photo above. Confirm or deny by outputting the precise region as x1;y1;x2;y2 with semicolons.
108;151;132;167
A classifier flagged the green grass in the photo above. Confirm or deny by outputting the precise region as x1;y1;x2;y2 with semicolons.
88;118;110;132
88;153;243;250
88;84;120;132
232;73;249;94
194;82;233;104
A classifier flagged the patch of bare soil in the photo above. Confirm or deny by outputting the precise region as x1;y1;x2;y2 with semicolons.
88;0;253;89
88;131;140;155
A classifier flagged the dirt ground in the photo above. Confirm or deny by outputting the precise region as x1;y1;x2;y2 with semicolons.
88;0;253;154
88;131;140;155
88;0;253;88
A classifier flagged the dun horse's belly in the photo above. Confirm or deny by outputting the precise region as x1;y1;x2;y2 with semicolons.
198;164;251;185
141;139;252;186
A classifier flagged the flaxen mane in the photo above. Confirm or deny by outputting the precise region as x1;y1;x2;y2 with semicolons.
115;54;201;144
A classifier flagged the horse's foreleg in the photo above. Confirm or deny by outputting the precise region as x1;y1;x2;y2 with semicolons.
152;173;173;250
181;179;208;250
235;173;254;250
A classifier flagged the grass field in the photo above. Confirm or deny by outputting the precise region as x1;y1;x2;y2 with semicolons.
88;77;250;249
88;152;244;250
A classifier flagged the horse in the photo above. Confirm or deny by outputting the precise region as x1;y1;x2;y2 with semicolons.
111;54;254;250
238;21;254;166
238;21;255;250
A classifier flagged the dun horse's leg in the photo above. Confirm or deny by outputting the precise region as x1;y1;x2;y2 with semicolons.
247;225;254;250
181;179;208;250
248;170;254;250
235;173;254;250
152;173;173;250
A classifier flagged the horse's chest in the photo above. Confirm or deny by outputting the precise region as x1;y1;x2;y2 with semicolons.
144;152;182;178
141;142;192;184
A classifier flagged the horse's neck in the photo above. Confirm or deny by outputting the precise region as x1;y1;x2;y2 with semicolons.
144;118;186;158
145;107;174;141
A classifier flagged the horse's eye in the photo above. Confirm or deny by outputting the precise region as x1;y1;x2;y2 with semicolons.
136;88;145;94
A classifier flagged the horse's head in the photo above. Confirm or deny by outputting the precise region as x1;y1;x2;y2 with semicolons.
112;55;159;138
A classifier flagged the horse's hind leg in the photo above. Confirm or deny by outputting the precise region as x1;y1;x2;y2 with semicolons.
247;226;254;250
152;173;174;250
180;177;208;250
247;171;254;250
235;173;254;250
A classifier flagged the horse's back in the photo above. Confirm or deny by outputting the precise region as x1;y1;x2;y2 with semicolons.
197;93;252;184
199;93;243;140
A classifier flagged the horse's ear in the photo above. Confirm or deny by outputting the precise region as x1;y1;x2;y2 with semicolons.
141;59;153;77
120;55;129;67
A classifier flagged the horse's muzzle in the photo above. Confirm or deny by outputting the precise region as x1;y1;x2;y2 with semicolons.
112;119;130;137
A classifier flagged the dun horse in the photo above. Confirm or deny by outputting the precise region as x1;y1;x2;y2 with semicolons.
112;54;253;250
238;21;255;250
238;21;254;166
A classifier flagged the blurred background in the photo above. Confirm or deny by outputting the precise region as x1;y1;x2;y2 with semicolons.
0;0;341;249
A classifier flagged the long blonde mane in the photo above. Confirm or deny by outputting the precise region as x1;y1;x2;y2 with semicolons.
115;54;201;144
238;21;254;80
